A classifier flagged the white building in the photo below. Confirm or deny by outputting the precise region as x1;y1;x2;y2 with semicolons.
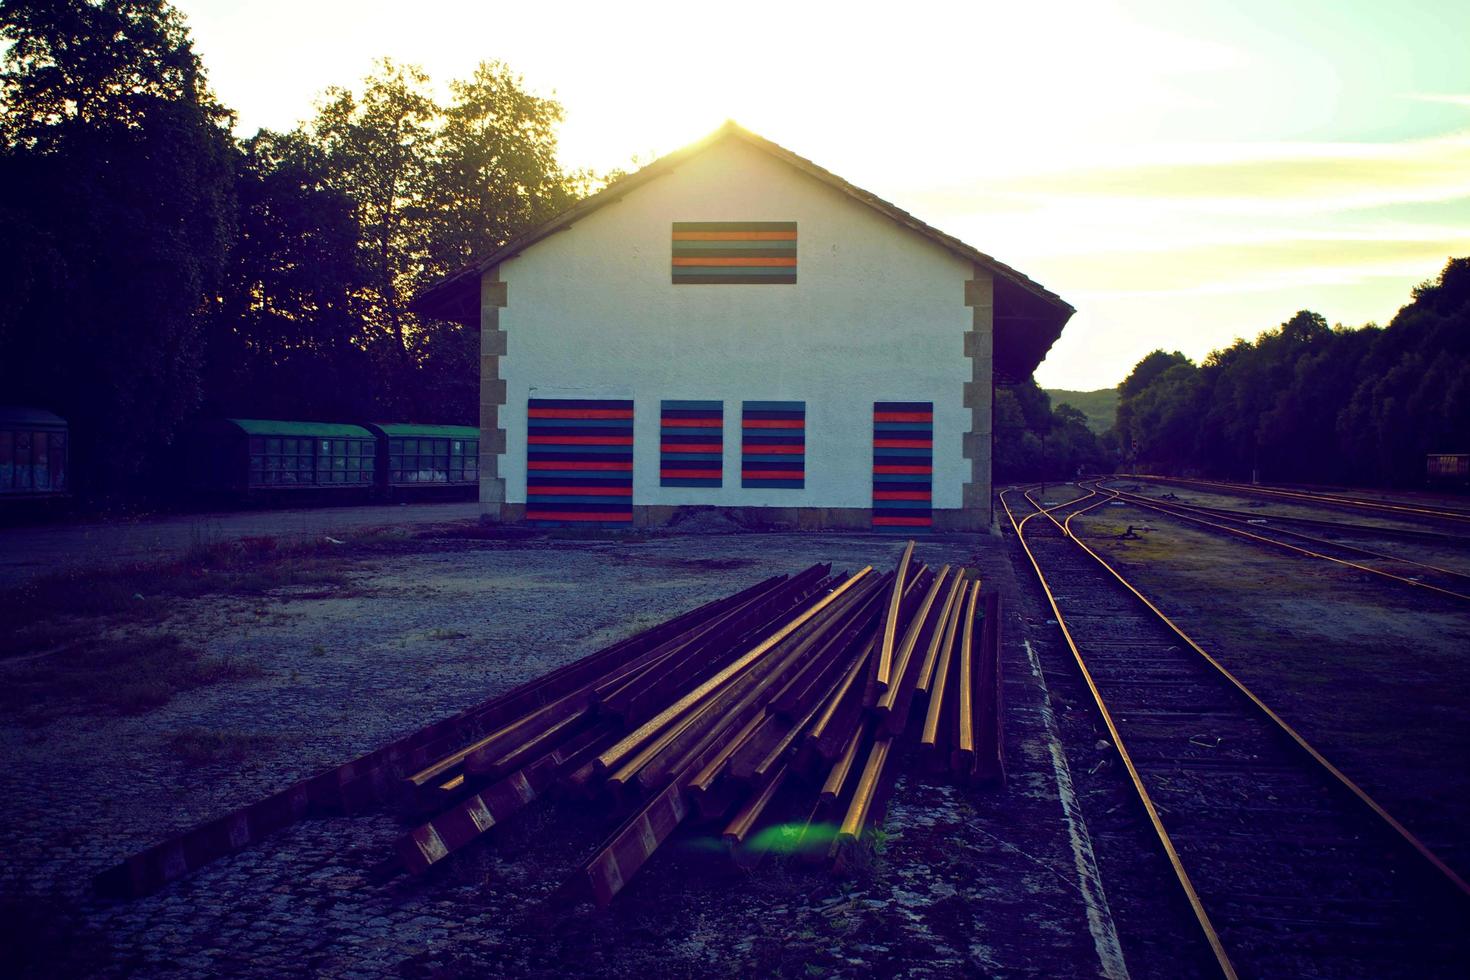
412;122;1072;530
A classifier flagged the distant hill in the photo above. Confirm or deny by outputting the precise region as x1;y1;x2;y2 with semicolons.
1044;388;1118;434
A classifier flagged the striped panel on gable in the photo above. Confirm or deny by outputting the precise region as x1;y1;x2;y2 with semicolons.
873;401;932;529
661;400;723;488
526;398;633;523
742;401;805;489
672;222;797;284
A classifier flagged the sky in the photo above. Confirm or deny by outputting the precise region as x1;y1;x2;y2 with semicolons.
173;0;1470;390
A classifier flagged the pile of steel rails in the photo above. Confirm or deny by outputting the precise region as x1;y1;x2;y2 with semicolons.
96;542;1002;906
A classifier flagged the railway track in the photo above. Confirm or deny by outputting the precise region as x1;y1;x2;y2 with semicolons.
1001;484;1470;978
1091;480;1470;602
1106;482;1470;548
1135;475;1470;526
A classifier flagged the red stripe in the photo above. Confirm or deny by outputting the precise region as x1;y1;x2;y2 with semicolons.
874;412;933;423
874;465;933;475
661;418;721;428
525;485;632;496
662;469;721;478
526;511;632;521
527;461;632;471
874;439;932;449
743;469;804;479
742;444;803;455
873;516;933;527
874;490;932;501
661;442;722;452
528;435;632;445
743;419;804;429
528;409;633;419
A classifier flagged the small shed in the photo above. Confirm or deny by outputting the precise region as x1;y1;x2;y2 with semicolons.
364;424;479;488
0;407;68;497
188;419;376;493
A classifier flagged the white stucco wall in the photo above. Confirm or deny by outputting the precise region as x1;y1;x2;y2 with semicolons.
492;138;976;510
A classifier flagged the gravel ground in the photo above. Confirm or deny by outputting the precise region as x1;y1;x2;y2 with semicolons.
0;501;479;587
0;527;1118;978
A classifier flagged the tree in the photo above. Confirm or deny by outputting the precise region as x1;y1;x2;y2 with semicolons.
201;129;370;421
0;0;235;499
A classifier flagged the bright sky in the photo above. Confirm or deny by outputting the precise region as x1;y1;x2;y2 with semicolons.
175;0;1470;390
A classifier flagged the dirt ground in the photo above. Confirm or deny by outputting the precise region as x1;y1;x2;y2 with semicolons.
0;523;1118;979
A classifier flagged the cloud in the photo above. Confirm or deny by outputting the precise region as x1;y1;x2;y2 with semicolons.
905;131;1470;218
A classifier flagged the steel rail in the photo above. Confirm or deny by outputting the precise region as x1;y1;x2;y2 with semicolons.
1101;479;1470;581
1106;486;1470;546
1135;474;1470;524
999;485;1240;979
1033;485;1470;903
1094;481;1470;602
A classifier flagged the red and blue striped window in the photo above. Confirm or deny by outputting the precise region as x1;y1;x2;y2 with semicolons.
742;401;805;489
661;400;723;487
873;402;932;528
526;399;633;523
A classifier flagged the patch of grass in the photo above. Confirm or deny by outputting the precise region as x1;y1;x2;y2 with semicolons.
167;727;291;765
0;634;264;721
0;533;379;661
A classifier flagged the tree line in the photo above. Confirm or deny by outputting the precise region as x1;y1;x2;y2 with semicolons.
0;0;595;500
1113;257;1470;486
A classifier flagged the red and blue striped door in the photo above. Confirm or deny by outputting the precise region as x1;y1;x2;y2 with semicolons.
742;401;805;489
873;402;933;529
661;400;723;487
525;399;633;523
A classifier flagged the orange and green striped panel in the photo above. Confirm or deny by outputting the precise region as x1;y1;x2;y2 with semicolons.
743;401;804;489
526;398;633;523
661;400;723;488
672;222;796;284
873;402;932;529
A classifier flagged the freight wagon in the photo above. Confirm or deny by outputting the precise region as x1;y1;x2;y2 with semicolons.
186;418;478;502
0;407;68;499
1426;453;1469;487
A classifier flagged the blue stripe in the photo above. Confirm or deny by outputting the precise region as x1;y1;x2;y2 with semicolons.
660;427;724;439
661;400;723;411
873;422;934;434
528;445;633;457
743;478;804;489
661;453;723;463
524;494;631;505
672;266;795;276
870;498;931;511
528;399;633;410
527;470;631;480
528;417;634;430
874;401;933;412
743;401;804;413
661;478;722;487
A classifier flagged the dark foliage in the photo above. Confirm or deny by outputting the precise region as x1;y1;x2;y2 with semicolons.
0;0;235;501
994;379;1110;482
0;3;591;502
1114;258;1470;486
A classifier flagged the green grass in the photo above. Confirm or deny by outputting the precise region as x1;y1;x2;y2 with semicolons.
0;534;374;661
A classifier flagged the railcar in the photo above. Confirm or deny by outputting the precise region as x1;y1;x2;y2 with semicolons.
1426;453;1469;488
363;423;478;496
0;407;68;499
186;419;378;499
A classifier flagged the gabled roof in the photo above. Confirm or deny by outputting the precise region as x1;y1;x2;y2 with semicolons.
411;121;1073;382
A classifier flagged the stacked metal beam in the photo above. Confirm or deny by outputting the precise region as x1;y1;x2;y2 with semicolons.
96;543;1004;906
395;541;1004;905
